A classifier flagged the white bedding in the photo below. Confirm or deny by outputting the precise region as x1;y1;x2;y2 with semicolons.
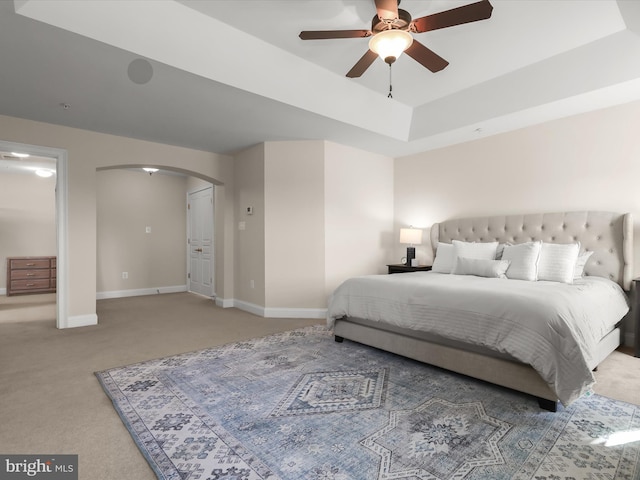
327;272;629;405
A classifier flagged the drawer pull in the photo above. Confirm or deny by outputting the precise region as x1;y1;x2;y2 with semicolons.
26;263;36;266
26;273;35;276
26;283;35;287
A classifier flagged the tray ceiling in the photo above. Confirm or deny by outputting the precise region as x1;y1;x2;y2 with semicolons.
2;0;640;157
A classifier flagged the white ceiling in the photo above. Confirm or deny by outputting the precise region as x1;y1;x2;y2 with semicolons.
1;0;640;158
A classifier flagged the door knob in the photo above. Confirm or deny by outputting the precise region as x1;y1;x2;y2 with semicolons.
195;248;203;253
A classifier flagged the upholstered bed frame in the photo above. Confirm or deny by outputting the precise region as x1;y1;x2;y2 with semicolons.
333;211;633;411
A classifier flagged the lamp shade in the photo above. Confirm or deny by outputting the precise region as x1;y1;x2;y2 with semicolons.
399;228;422;245
368;29;413;63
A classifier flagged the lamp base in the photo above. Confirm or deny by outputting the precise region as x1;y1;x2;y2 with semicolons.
405;247;415;266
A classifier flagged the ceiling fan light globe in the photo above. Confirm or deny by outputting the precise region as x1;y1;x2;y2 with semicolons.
368;29;413;62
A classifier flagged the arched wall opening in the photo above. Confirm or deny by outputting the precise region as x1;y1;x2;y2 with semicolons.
95;164;231;306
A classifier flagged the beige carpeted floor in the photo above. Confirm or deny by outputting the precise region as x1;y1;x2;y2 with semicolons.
0;292;638;480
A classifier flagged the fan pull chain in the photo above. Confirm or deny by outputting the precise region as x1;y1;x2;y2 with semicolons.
388;63;393;98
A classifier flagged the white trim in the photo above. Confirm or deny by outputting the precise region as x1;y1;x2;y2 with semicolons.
215;296;234;308
0;140;69;329
232;299;327;319
61;313;97;328
232;300;264;317
263;307;327;319
96;285;187;300
0;288;5;296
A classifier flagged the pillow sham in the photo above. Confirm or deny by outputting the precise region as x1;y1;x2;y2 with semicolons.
501;241;541;281
452;240;498;261
537;242;580;284
432;243;454;273
574;250;594;279
452;257;510;278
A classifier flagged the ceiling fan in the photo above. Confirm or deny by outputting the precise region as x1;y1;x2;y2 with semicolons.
299;0;493;78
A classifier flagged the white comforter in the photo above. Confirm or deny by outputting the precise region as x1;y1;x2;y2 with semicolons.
327;272;629;405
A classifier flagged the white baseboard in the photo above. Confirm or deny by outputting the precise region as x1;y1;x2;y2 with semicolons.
0;288;5;296
263;306;327;319
60;313;98;328
96;285;187;300
232;299;327;319
215;297;235;308
232;300;264;317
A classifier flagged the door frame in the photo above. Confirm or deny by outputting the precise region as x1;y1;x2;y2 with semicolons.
186;185;214;297
0;139;69;329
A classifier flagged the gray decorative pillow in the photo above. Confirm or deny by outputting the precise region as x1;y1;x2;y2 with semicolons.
574;250;594;279
452;257;510;278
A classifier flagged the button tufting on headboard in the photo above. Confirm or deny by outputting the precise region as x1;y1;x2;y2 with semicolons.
429;211;633;290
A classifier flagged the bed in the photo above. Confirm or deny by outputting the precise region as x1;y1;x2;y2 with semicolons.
327;211;633;411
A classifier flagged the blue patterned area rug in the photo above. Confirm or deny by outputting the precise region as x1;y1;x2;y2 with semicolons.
96;325;640;480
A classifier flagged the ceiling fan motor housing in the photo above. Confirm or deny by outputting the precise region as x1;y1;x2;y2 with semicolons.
372;8;412;33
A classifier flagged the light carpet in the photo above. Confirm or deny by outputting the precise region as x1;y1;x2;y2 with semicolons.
96;325;640;480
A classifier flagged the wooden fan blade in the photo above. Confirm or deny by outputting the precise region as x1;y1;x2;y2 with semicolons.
411;0;493;33
375;0;399;20
299;30;372;40
346;49;379;78
405;40;449;73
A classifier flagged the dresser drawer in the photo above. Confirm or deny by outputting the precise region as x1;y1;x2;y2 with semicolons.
10;268;50;280
10;258;51;269
10;279;51;291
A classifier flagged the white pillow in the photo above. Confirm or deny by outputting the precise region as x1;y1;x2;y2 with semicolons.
574;251;594;279
538;242;580;284
432;243;454;273
452;257;510;278
452;240;498;261
501;241;541;281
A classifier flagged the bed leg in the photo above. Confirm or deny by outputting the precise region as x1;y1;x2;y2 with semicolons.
334;335;344;343
537;398;559;412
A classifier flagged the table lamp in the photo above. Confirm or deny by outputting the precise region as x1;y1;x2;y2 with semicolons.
400;227;423;266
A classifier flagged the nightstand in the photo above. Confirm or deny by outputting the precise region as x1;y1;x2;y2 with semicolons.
387;264;432;274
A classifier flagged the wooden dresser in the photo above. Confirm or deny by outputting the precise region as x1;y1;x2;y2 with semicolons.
6;256;56;296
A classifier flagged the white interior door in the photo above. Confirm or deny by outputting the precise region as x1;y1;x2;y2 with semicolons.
187;186;214;297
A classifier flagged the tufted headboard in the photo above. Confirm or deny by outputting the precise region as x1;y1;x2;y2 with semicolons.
430;211;633;290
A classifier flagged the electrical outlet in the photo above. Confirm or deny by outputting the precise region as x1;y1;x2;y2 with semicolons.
122;272;128;279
